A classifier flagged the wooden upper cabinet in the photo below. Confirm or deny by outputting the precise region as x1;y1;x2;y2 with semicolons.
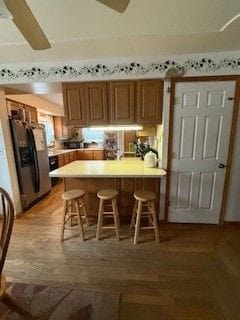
63;79;163;126
109;81;135;124
85;82;108;125
62;83;88;125
137;79;163;124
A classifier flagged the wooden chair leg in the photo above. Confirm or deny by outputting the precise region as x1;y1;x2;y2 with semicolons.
134;200;142;245
112;199;120;241
130;200;137;230
150;201;159;243
60;200;67;242
75;200;85;241
1;291;32;319
96;199;104;241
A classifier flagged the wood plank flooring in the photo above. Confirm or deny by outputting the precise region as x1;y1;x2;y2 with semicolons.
4;182;240;319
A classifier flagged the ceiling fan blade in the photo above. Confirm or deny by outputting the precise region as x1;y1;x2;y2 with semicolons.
96;0;130;13
4;0;51;50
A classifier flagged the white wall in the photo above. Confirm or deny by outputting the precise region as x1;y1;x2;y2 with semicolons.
225;101;240;221
0;89;22;214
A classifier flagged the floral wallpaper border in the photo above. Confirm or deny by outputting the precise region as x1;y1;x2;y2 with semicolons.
1;57;240;82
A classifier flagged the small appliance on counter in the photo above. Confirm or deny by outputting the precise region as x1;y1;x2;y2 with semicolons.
62;140;83;149
144;151;158;168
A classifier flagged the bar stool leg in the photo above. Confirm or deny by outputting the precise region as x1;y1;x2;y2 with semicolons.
115;199;121;229
150;201;159;243
96;199;104;241
148;203;153;227
130;200;137;230
79;198;90;227
134;200;142;245
60;200;67;242
70;200;75;226
75;199;85;241
112;199;120;241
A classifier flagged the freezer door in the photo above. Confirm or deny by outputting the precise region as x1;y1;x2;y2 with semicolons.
9;120;38;210
32;127;51;198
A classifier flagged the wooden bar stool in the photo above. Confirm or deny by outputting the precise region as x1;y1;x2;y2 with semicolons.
61;189;88;242
96;189;120;241
130;190;159;245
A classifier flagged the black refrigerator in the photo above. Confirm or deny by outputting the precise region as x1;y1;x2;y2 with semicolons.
10;119;51;211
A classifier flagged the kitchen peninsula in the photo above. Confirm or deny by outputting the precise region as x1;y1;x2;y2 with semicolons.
49;159;166;221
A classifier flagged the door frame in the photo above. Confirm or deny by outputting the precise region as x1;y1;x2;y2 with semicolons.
165;75;240;225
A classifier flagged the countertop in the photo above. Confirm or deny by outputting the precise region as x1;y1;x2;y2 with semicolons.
48;148;103;157
49;159;166;178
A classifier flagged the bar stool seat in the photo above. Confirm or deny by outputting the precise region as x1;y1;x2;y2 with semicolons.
134;190;156;202
97;189;118;200
96;189;120;241
130;190;159;245
61;189;88;242
62;189;85;201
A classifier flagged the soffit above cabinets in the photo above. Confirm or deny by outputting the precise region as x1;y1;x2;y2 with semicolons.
0;0;239;62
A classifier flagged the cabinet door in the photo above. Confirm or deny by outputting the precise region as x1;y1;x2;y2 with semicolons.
64;153;70;165
62;84;88;125
7;100;20;116
78;150;94;160
58;154;65;167
85;82;108;125
26;106;38;123
109;81;135;124
69;152;74;162
53;116;61;139
73;151;79;161
93;150;104;160
137;79;163;124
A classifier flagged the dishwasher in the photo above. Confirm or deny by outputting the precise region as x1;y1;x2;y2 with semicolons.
49;156;59;186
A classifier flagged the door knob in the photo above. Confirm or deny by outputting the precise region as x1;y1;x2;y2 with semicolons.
218;163;226;169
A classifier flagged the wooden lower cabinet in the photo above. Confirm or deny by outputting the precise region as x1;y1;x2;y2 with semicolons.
78;150;104;160
73;151;78;161
64;177;160;222
69;152;74;162
56;150;104;168
64;153;70;165
93;150;104;160
58;154;65;167
78;150;94;160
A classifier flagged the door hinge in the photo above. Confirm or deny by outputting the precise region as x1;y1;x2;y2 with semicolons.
168;200;171;207
167;86;171;93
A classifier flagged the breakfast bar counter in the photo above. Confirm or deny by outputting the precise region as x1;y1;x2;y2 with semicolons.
50;159;166;221
49;159;166;178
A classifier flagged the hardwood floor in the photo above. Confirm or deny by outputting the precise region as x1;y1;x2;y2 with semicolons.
4;182;240;319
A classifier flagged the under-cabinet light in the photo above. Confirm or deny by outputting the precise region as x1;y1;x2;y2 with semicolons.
89;125;143;131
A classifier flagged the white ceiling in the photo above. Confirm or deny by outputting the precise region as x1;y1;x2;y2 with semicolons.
4;82;64;107
0;0;240;63
40;93;63;106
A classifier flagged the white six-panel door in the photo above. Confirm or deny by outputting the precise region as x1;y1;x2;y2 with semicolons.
169;81;236;224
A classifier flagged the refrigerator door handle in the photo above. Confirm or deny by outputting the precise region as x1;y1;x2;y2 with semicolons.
27;128;40;193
